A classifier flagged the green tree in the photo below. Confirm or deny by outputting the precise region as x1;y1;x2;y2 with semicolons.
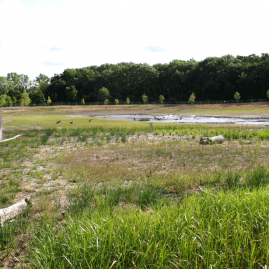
66;86;77;101
141;93;148;104
159;95;165;104
126;97;130;104
7;72;29;88
115;99;119;105
12;97;17;104
98;87;109;102
234;91;240;103
81;98;85;105
267;90;269;99
104;99;109;105
188;93;196;103
20;89;31;106
29;89;45;104
0;95;6;107
0;77;13;95
5;95;12;107
47;96;52;104
35;73;50;95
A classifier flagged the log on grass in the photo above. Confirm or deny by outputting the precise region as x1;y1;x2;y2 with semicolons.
0;197;30;226
200;135;225;145
0;134;22;143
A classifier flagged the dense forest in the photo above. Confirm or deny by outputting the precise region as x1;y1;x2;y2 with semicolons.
1;54;269;106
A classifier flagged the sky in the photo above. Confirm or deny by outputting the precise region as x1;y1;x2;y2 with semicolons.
0;0;269;80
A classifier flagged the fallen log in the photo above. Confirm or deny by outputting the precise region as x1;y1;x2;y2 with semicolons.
0;134;22;143
200;135;225;145
0;197;30;226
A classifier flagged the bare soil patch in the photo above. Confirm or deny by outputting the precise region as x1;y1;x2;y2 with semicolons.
1;103;269;117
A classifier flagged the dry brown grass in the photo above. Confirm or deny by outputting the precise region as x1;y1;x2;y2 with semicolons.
58;137;269;195
1;103;269;117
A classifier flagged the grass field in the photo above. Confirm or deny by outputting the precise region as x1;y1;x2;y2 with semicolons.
1;104;269;268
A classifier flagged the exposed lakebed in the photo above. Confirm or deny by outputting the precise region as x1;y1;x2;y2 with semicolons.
91;114;269;126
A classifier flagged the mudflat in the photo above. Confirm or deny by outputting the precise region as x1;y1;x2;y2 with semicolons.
1;103;269;118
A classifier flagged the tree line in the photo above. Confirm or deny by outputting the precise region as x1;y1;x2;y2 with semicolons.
1;54;269;106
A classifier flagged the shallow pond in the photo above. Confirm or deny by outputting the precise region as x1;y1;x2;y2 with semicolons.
94;114;269;126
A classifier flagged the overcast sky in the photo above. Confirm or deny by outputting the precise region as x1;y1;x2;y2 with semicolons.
0;0;269;80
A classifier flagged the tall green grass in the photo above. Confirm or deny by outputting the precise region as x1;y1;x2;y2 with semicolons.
4;125;269;144
30;186;269;268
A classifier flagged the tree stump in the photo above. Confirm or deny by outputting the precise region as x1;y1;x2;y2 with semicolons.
200;135;225;145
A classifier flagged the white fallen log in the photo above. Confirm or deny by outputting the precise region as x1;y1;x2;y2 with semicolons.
200;135;225;145
0;197;30;226
0;134;22;143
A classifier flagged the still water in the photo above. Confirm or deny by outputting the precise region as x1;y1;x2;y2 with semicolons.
95;114;269;126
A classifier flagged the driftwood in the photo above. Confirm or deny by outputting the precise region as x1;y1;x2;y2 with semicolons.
0;197;30;226
200;135;225;145
0;134;22;143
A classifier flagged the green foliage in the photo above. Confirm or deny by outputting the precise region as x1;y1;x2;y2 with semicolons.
121;133;127;143
115;99;119;105
66;86;77;101
267;89;269;99
188;92;196;103
234;91;240;102
4;54;269;104
47;96;52;104
126;97;130;104
35;73;50;95
98;87;109;102
0;95;6;107
40;135;49;144
0;77;13;95
19;89;31;106
29;89;45;104
104;98;109;105
11;97;17;104
159;94;165;103
81;98;85;105
5;95;13;107
238;71;247;80
141;93;148;104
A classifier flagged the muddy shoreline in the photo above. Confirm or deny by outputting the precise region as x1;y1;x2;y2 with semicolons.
66;113;269;120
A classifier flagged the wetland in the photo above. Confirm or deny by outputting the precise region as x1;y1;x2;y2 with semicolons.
1;104;269;268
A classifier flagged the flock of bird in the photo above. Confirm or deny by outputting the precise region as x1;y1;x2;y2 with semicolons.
37;119;93;125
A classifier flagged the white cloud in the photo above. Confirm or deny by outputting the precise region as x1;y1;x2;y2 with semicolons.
44;61;66;66
0;0;269;79
50;47;64;51
144;46;167;52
